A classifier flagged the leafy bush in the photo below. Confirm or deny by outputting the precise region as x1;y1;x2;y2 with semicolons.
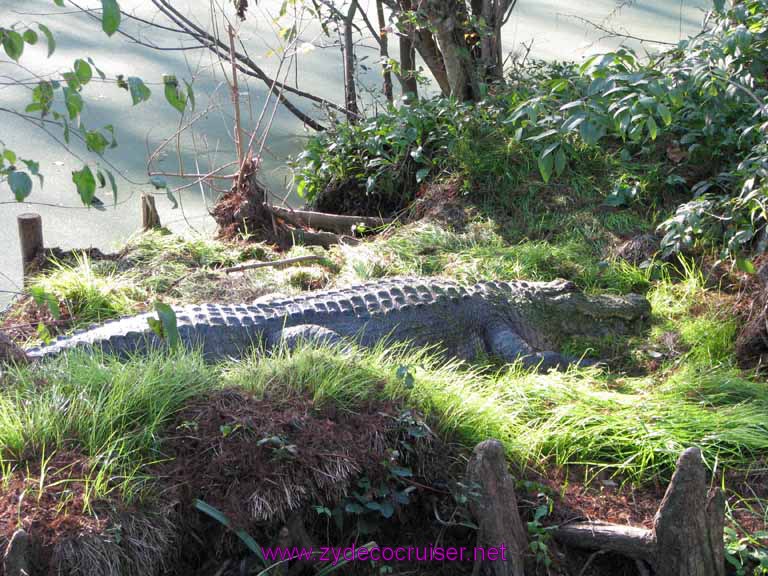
295;0;768;261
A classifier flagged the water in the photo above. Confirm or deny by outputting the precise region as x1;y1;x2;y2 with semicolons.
0;0;709;303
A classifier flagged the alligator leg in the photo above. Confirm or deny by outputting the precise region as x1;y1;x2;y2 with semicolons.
485;324;587;371
267;324;343;351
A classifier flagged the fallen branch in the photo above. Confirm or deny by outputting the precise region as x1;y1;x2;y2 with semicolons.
220;254;326;274
554;521;656;563
277;227;361;249
269;205;394;234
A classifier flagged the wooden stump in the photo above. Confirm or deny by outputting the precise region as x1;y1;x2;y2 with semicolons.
17;213;43;279
553;447;725;576
0;331;30;365
466;439;527;576
653;447;725;576
141;194;161;231
3;529;35;576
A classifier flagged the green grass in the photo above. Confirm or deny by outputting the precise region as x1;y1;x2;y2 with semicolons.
224;340;768;484
0;350;214;505
338;221;650;294
123;229;267;269
31;253;141;323
0;308;763;515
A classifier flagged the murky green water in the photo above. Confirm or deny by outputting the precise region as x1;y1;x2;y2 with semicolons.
0;0;709;303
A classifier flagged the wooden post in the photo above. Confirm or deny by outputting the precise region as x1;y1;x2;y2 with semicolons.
553;447;726;576
141;194;161;231
466;439;527;576
17;213;43;279
653;447;725;576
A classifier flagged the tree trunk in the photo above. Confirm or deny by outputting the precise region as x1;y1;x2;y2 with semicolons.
423;0;478;100
653;447;725;576
466;439;527;576
413;29;451;96
375;0;394;103
343;0;360;119
398;0;419;102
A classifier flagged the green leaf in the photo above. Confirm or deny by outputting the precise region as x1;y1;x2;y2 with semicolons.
153;302;179;349
657;102;672;126
163;75;187;113
415;167;430;183
104;168;118;206
72;165;96;205
22;159;43;187
101;0;121;36
53;0;65;5
378;501;394;518
29;286;60;319
647;116;658;140
194;500;266;564
184;79;195;111
9;171;33;201
389;466;412;477
88;57;106;79
2;30;24;61
62;71;81;90
85;130;109;154
62;87;83;120
22;29;38;45
126;76;151;105
736;257;756;274
3;149;16;164
37;24;56;58
579;119;604;146
30;80;55;116
540;141;559;159
344;502;364;514
554;148;567;176
538;152;554;183
527;128;558;142
103;124;117;148
74;59;92;85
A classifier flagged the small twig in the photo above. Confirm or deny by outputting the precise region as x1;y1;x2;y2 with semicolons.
561;13;677;46
432;501;478;528
220;254;325;274
228;23;245;186
578;549;608;576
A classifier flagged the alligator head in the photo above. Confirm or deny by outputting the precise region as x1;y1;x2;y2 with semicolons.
496;279;652;350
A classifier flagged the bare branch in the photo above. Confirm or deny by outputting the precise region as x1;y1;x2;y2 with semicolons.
561;13;677;46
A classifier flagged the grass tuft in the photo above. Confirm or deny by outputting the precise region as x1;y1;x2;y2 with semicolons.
0;349;214;505
31;253;139;323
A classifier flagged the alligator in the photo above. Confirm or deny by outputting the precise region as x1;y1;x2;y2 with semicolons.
23;277;651;370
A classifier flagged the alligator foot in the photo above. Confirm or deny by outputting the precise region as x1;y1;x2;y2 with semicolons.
485;324;595;372
267;324;343;351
